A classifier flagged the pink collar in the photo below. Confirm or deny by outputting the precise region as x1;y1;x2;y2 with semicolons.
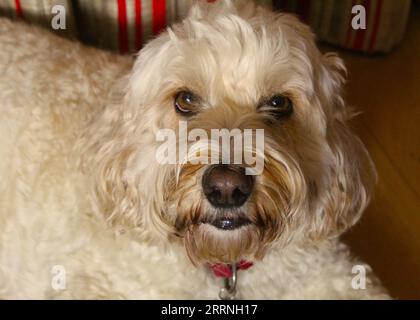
208;260;253;278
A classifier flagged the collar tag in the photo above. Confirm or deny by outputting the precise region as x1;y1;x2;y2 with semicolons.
218;263;237;300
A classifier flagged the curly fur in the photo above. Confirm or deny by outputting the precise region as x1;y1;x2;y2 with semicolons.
0;0;388;299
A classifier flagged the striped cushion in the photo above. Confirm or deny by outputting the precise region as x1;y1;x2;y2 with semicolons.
273;0;412;53
0;0;411;54
74;0;180;53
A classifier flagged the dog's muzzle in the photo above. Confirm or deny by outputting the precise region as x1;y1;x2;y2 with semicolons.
202;165;254;230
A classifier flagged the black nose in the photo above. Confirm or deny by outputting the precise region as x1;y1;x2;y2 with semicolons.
202;165;254;208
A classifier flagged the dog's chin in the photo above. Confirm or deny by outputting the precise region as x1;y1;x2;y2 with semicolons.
183;223;257;264
180;210;268;264
174;201;283;263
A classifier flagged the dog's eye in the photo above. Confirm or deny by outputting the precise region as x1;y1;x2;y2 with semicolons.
261;95;293;118
174;91;199;116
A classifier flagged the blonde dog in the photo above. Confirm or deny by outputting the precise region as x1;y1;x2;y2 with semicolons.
0;1;388;299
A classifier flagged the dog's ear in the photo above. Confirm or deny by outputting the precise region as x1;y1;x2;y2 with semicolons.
74;38;175;237
74;77;144;231
318;118;376;236
310;53;377;237
319;52;347;119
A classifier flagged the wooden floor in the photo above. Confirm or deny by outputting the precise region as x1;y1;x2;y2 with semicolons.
322;5;420;299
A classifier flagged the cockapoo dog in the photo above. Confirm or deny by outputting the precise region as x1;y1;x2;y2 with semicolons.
0;1;388;299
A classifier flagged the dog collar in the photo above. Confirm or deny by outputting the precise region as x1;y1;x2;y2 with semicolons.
208;260;253;300
209;260;253;278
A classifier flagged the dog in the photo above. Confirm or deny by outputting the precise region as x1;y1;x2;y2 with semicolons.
0;0;389;299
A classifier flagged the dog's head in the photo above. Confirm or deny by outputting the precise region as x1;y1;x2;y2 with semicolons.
77;1;375;264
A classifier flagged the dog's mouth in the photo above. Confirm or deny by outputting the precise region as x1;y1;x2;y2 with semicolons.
209;216;250;230
203;213;251;230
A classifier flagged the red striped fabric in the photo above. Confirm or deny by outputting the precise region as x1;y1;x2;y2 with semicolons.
118;0;128;54
2;0;400;54
152;0;166;35
15;0;23;19
368;0;383;52
352;0;371;50
135;0;142;51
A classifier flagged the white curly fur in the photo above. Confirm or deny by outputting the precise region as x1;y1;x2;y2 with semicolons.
0;1;389;299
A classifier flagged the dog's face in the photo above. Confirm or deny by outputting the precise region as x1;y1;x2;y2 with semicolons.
78;1;375;264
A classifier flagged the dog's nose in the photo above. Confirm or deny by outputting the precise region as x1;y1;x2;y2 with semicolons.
202;165;253;208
